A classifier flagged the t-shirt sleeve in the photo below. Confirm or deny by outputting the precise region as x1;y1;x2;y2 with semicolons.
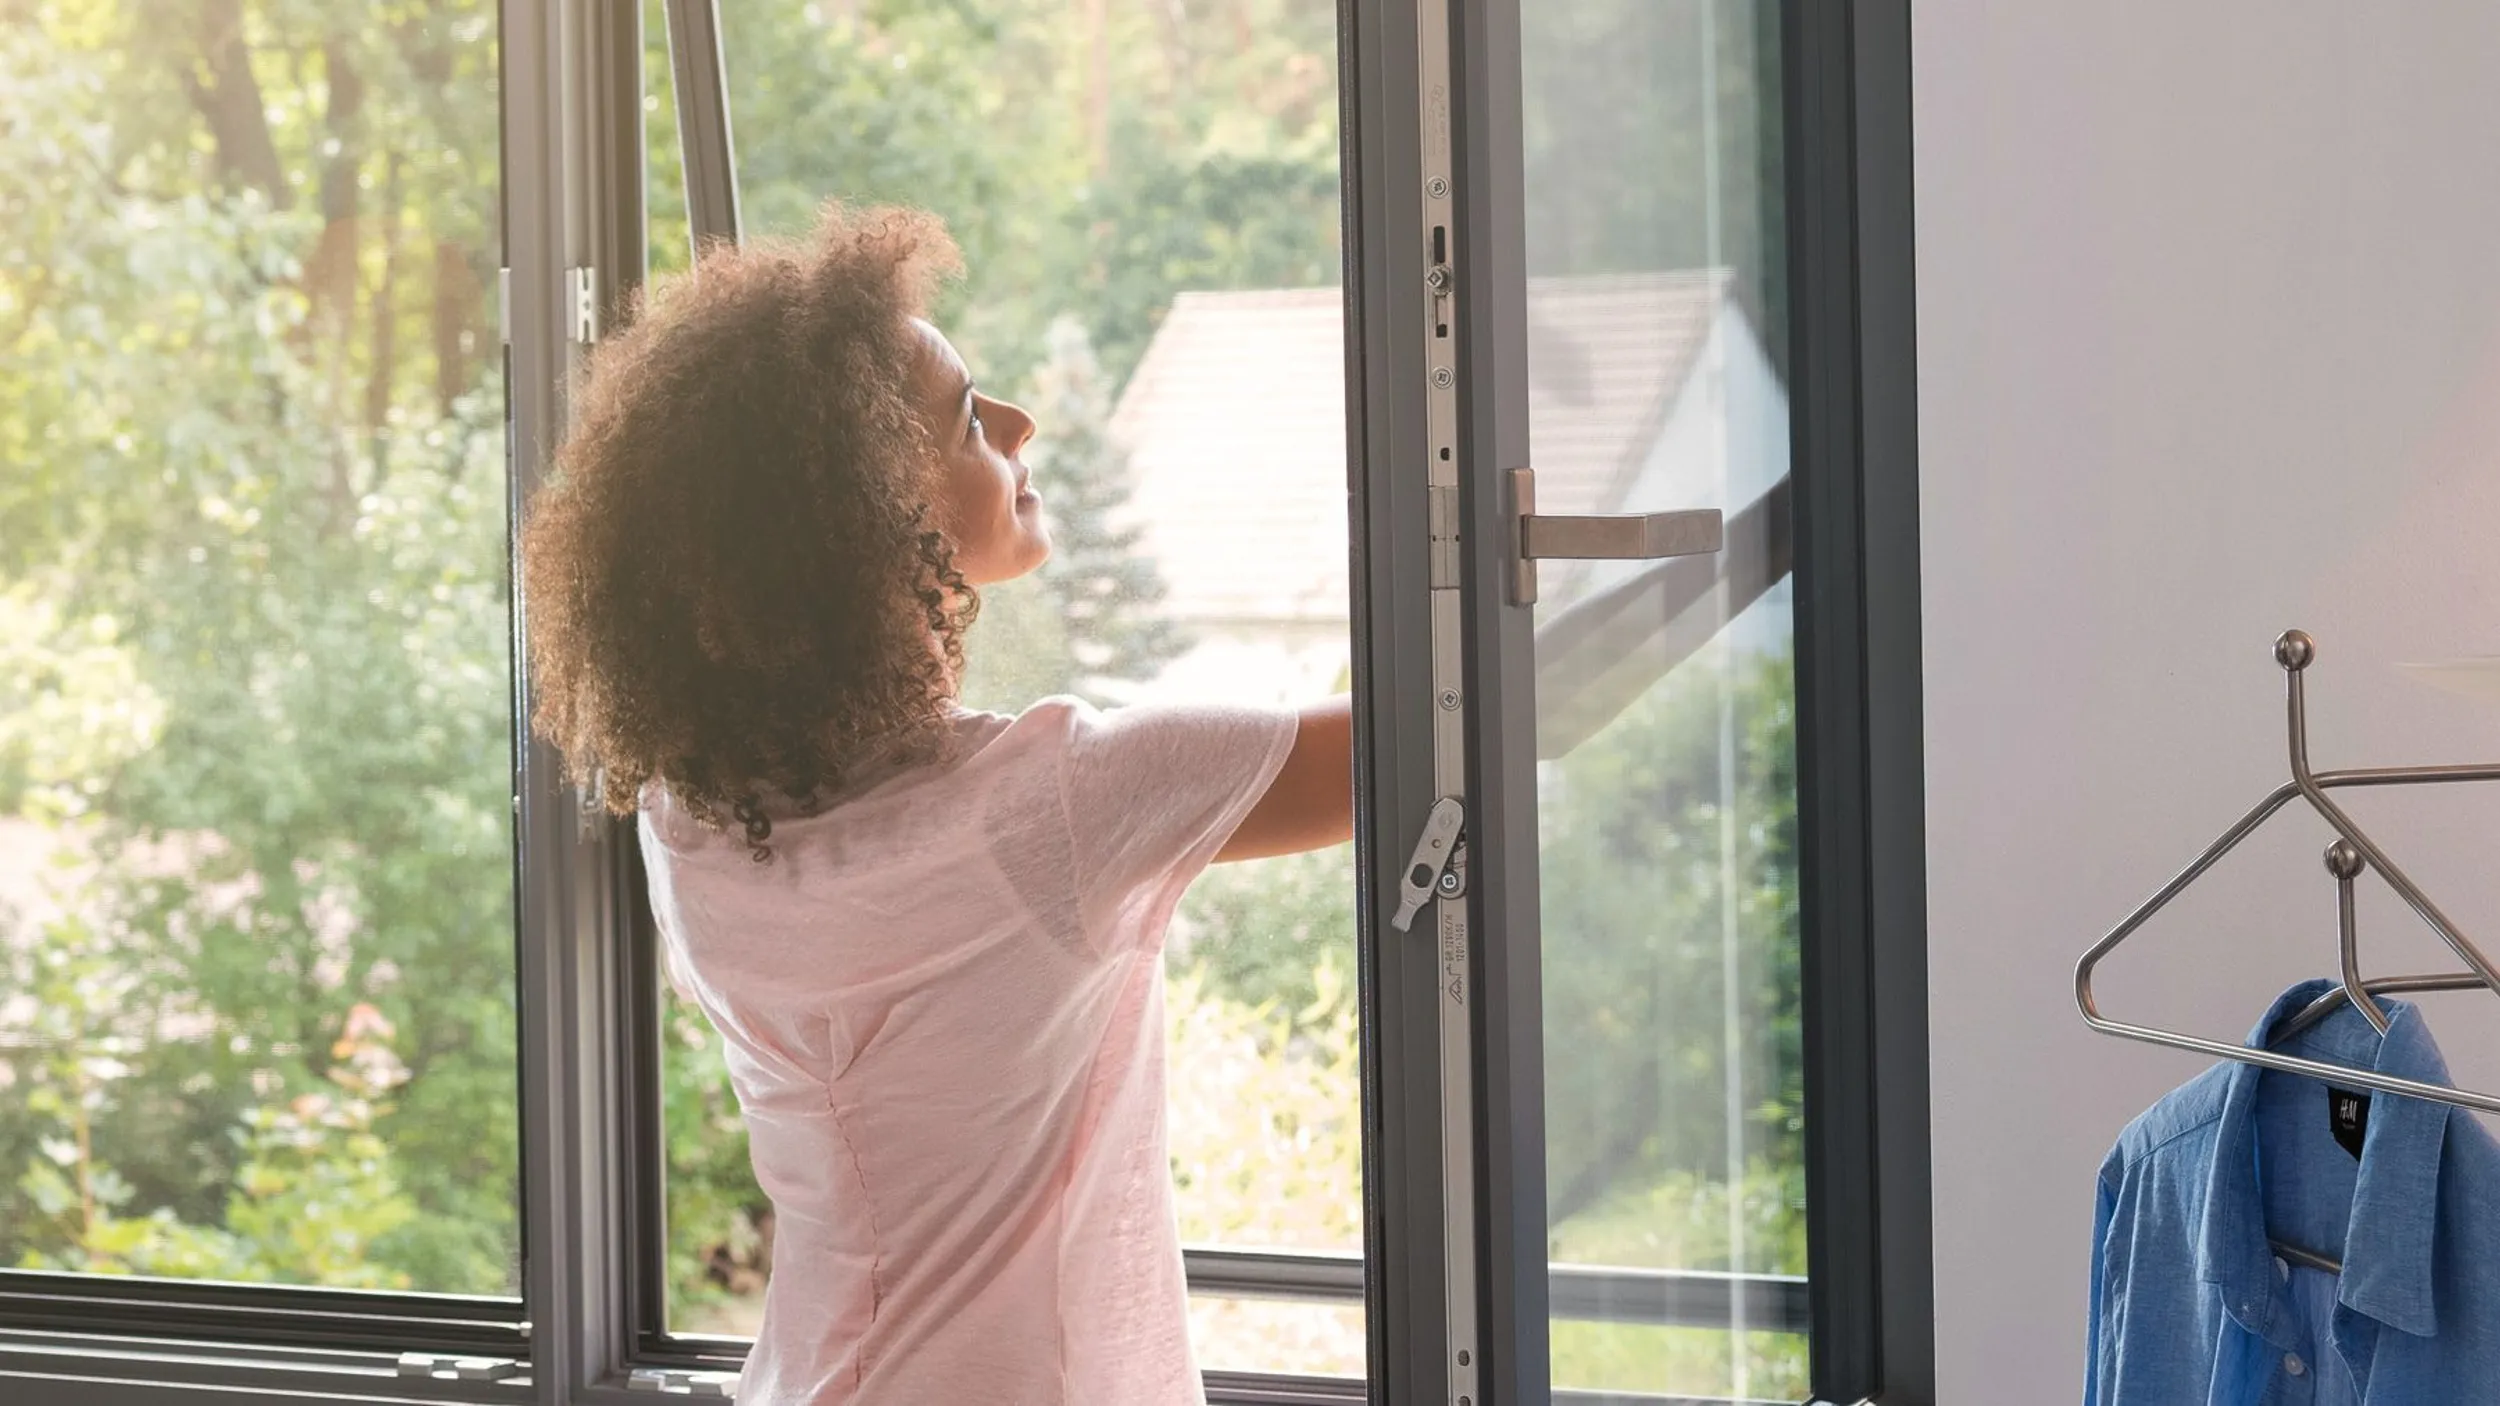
1053;698;1301;911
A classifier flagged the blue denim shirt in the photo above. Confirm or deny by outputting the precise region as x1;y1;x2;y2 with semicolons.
2086;978;2500;1405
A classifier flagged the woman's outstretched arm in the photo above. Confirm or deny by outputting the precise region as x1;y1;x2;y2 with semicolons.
1215;695;1353;861
1214;492;1772;865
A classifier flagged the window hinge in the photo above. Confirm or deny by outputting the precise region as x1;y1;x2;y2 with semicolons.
629;1366;741;1396
1389;795;1466;932
568;265;601;345
396;1352;521;1382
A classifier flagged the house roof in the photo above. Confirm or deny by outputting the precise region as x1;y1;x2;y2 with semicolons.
1521;269;1732;515
1108;272;1734;627
1111;289;1352;626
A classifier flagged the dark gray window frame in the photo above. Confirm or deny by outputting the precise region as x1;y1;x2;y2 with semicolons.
1782;5;1935;1402
1421;0;1934;1403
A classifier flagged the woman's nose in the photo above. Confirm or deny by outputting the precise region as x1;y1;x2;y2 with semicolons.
999;401;1037;454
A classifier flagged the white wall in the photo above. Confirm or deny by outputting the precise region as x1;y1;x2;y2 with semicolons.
1913;4;2500;1398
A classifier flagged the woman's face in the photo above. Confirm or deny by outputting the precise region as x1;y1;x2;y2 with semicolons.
911;318;1049;586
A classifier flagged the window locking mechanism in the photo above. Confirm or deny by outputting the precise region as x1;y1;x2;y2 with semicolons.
1390;796;1467;932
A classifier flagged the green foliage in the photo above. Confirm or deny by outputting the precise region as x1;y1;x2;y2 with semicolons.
993;316;1189;704
659;992;767;1328
1549;1314;1807;1402
707;0;1340;394
1165;959;1363;1253
1173;847;1356;1036
10;929;423;1291
1057;126;1343;391
1538;643;1802;1269
1522;0;1788;369
951;317;1215;716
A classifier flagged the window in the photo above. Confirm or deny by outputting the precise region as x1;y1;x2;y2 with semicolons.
1519;3;1805;1397
0;1;1927;1402
1352;1;1928;1401
0;0;519;1304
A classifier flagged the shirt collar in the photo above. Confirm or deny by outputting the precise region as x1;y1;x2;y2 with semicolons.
2195;977;2453;1339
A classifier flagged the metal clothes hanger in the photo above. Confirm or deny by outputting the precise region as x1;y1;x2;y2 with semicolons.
2073;631;2500;1277
2073;629;2500;1118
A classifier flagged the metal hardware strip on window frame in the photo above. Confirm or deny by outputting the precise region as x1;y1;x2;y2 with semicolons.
1412;2;1476;1401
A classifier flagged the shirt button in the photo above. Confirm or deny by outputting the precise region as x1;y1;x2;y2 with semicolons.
2284;1353;2307;1377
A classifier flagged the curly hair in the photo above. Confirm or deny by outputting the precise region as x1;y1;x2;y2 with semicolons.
519;203;976;860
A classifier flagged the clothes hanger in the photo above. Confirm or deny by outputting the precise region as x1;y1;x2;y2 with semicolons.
2073;630;2500;1119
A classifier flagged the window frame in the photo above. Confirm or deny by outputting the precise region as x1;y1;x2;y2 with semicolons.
1782;4;1936;1400
1426;0;1936;1403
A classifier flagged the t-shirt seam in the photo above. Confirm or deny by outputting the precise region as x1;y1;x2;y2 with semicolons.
823;1090;886;1390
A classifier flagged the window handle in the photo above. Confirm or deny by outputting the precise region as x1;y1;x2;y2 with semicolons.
1510;466;1725;604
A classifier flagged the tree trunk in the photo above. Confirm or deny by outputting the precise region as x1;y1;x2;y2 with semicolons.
184;0;291;208
365;155;405;477
1086;0;1111;182
432;242;482;418
305;40;368;524
303;41;368;343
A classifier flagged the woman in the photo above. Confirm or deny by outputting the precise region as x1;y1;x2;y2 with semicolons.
519;202;1351;1404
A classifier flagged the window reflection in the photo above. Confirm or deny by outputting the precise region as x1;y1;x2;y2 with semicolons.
1521;2;1806;1398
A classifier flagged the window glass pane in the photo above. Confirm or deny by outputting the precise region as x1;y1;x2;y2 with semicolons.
1518;2;1804;1399
0;2;515;1293
1188;1293;1365;1378
665;0;1358;1351
643;0;693;279
1548;1321;1806;1398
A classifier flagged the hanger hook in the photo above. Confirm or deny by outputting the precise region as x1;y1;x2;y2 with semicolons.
2326;840;2393;1034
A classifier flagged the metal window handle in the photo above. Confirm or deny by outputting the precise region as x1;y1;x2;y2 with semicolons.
1522;510;1725;560
1510;466;1725;604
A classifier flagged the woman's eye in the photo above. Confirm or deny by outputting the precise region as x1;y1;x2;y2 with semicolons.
966;413;984;442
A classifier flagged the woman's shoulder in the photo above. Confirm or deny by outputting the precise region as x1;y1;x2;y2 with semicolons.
634;709;1023;856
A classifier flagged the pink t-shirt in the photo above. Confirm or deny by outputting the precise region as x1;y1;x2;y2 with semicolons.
637;697;1299;1406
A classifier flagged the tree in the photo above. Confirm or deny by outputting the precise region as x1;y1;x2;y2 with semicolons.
1522;0;1788;370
